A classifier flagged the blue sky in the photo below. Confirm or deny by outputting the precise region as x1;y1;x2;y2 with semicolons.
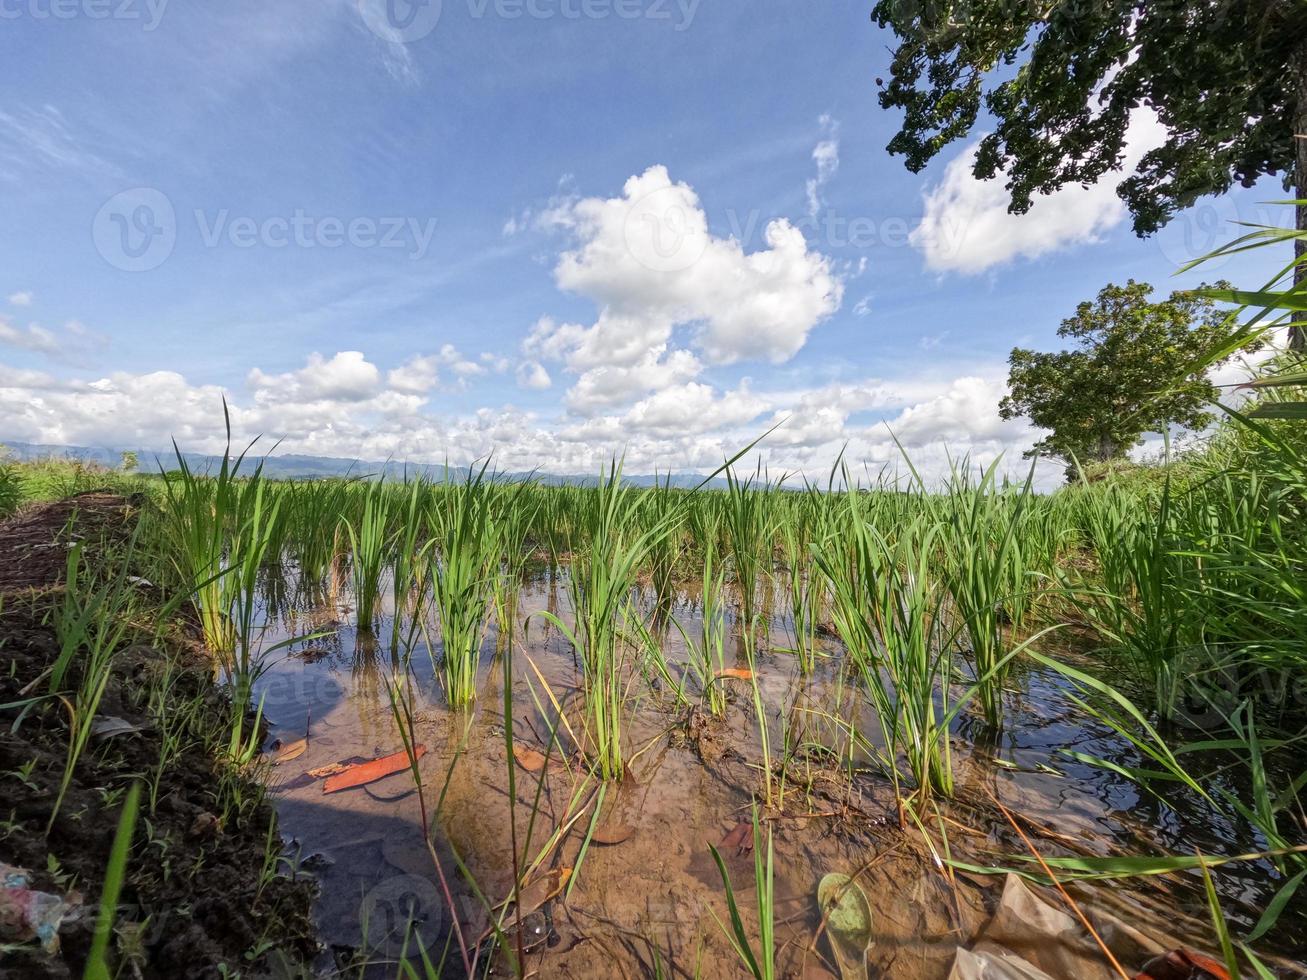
0;0;1287;483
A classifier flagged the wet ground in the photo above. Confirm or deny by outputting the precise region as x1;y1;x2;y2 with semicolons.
254;567;1307;978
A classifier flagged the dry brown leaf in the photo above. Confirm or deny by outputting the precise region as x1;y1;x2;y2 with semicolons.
512;743;549;773
503;867;571;917
322;746;426;793
305;756;371;779
719;820;754;855
590;824;635;846
273;737;307;765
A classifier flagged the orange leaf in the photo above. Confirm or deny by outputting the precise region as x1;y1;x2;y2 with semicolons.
323;746;426;794
714;668;753;681
590;824;635;846
1135;950;1231;980
719;820;754;855
512;744;549;773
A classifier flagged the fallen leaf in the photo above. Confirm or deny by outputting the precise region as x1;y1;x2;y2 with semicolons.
714;668;753;681
1135;950;1231;980
500;868;571;917
323;746;426;794
188;812;221;839
590;824;635;846
512;744;550;773
272;737;307;765
719;820;754;855
90;716;146;740
306;756;371;779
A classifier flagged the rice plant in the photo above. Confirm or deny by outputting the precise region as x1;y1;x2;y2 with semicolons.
940;457;1035;729
427;464;502;707
533;460;676;780
345;477;393;632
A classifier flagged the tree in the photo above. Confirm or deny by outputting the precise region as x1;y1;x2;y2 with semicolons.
999;280;1246;478
120;450;138;473
871;0;1307;346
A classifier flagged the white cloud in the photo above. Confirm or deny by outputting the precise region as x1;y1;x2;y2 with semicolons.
386;345;485;394
853;295;872;317
806;114;840;219
8;291;33;307
534;166;843;410
515;360;551;390
1;348;1054;486
249;350;382;403
911;110;1168;274
882;375;1028;446
0;317;59;355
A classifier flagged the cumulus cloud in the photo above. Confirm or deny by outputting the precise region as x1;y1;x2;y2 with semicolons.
385;345;488;394
8;291;33;307
1;348;1054;485
911;110;1168;274
249;350;382;403
533;165;843;410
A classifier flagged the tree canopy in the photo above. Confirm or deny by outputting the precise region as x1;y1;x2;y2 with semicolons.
999;280;1244;476
871;0;1307;236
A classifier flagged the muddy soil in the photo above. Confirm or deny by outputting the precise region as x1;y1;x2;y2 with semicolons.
0;495;317;979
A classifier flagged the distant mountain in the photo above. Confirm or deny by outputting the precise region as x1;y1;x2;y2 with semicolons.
0;441;730;489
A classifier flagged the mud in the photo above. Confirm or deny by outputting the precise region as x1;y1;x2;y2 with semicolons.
0;496;317;979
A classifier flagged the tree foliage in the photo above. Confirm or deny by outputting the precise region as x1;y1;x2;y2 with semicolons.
999;280;1245;475
871;0;1307;235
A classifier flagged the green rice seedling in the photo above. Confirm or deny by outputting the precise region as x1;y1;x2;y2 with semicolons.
940;457;1035;729
0;462;21;519
390;476;433;656
489;476;540;645
694;548;729;718
708;801;774;980
817;503;941;806
84;781;141;980
777;523;817;674
643;474;684;611
288;479;351;584
344;478;393;632
224;476;287;761
1071;476;1200;721
724;465;775;633
46;540;139;833
534;459;678;780
427;464;501;707
740;629;777;807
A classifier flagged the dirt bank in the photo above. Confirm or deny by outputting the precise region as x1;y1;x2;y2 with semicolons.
0;494;317;979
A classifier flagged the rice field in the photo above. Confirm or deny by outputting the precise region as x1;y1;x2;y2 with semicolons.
85;419;1305;977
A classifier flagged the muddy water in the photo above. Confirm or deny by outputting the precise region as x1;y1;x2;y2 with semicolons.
252;570;1304;977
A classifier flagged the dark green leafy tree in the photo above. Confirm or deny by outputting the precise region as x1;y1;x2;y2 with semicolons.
999;280;1245;477
871;0;1307;344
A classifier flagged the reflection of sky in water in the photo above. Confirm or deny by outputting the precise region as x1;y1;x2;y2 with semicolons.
249;567;1304;970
